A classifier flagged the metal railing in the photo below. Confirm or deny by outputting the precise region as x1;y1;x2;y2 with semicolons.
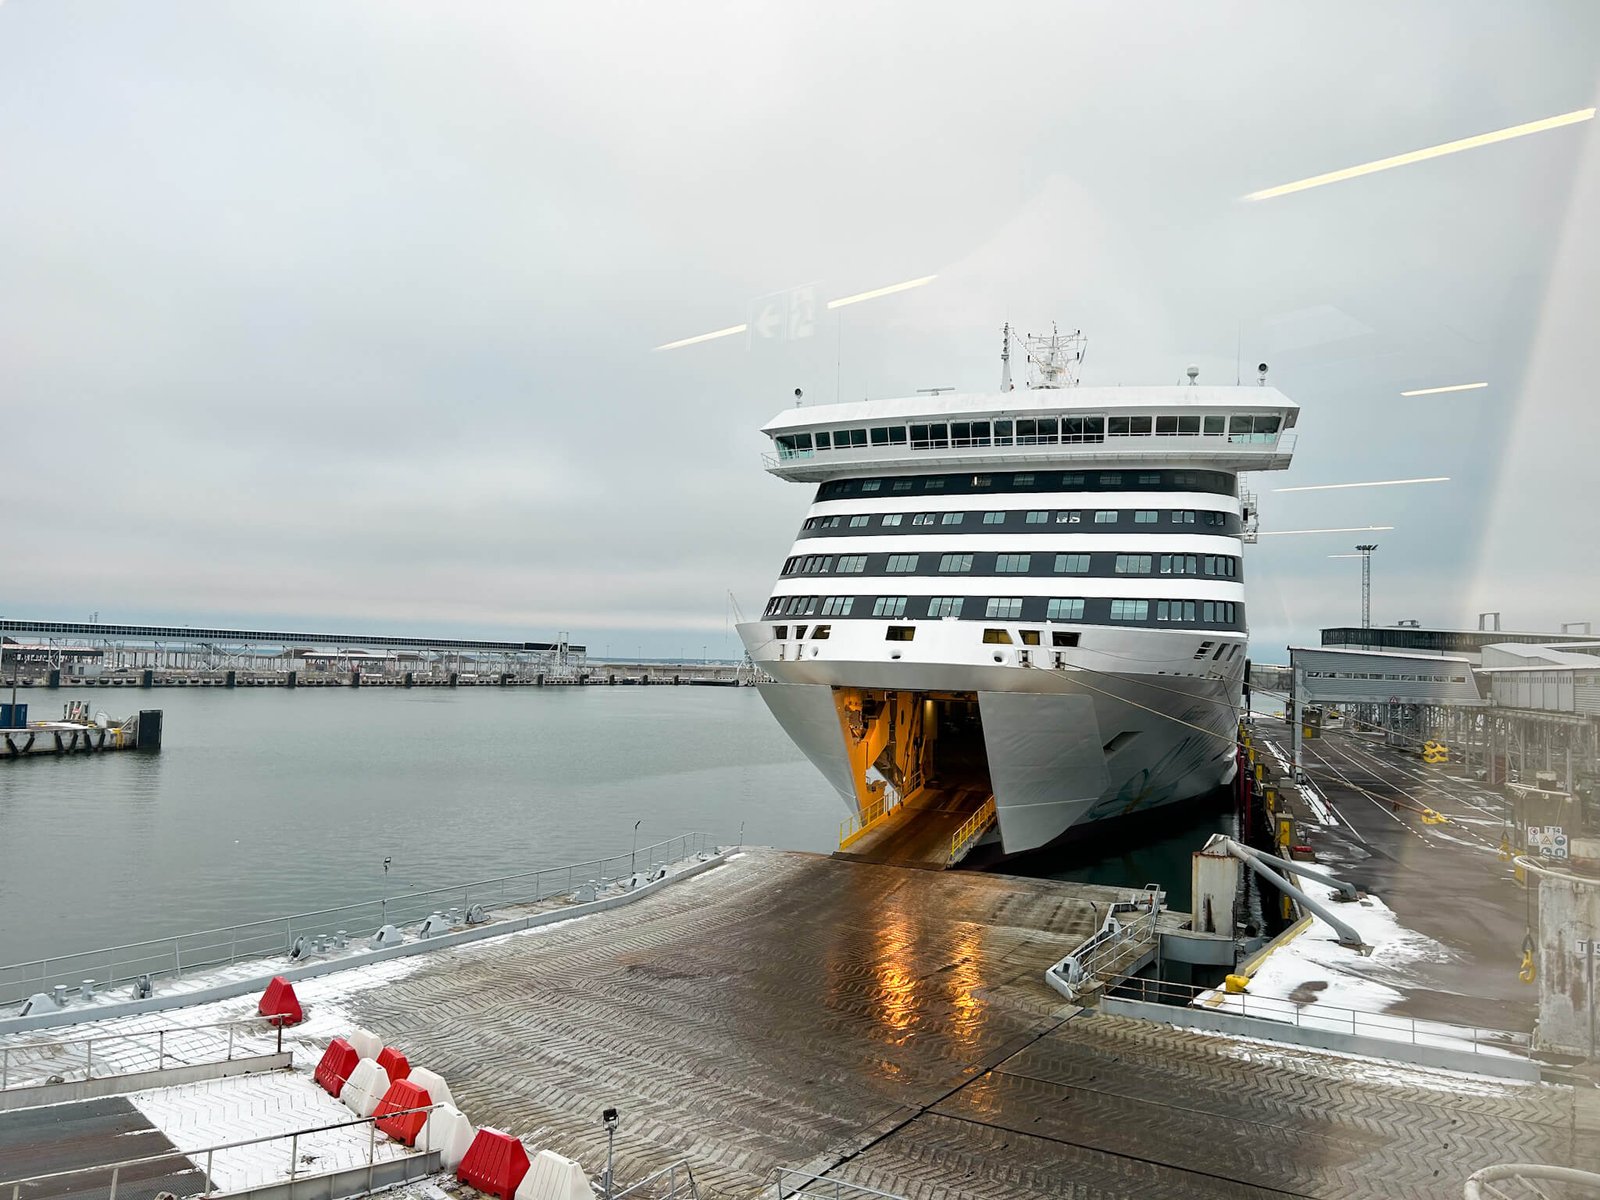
948;796;997;864
612;1159;701;1200
773;1168;906;1199
1;1016;283;1091
1113;976;1532;1059
0;1104;439;1200
1046;891;1162;1000
2;833;723;1009
837;776;918;849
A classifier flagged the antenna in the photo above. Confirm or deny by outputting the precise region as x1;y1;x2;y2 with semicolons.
1000;322;1012;392
1018;325;1087;389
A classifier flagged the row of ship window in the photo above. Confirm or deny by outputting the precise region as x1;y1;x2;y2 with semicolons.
780;552;1239;577
816;468;1237;500
801;509;1230;530
762;594;1241;624
1304;670;1468;683
771;624;1245;660
773;413;1283;458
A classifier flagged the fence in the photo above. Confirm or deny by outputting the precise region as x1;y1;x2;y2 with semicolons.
773;1169;907;1199
1;1016;282;1092
612;1159;701;1200
1110;975;1532;1060
1;833;722;1009
0;1104;440;1200
1045;890;1162;1000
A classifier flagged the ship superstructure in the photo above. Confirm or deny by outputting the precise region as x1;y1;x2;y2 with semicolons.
736;329;1299;859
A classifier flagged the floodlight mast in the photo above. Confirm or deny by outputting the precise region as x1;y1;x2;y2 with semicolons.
1355;544;1378;629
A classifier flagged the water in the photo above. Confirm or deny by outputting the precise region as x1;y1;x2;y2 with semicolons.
0;686;834;966
0;685;1223;968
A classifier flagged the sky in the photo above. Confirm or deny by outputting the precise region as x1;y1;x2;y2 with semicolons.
1;1;1597;660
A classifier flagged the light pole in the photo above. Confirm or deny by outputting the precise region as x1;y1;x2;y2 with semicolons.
1355;544;1378;629
601;1107;619;1199
630;819;641;876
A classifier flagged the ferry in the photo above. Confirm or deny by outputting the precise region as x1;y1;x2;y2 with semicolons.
736;327;1298;858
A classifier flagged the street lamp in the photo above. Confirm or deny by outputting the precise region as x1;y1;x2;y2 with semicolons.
630;820;641;876
601;1107;619;1199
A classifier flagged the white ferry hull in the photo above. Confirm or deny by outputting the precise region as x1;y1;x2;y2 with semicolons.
739;620;1241;855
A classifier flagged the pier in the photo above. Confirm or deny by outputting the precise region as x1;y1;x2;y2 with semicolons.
1;619;756;689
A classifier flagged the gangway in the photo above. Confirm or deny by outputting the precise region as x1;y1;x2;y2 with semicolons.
835;785;993;869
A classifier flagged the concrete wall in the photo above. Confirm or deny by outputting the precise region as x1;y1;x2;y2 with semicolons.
0;1052;291;1112
1535;874;1600;1058
1099;995;1540;1082
0;850;735;1036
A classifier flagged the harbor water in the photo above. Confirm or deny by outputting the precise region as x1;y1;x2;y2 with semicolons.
0;686;1226;969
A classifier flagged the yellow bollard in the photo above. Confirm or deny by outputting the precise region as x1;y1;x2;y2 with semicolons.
1224;974;1249;993
1276;815;1293;850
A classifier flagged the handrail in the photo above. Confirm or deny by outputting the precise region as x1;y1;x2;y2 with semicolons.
0;1103;440;1196
1114;975;1531;1058
3;832;721;1008
838;776;917;850
773;1167;907;1199
613;1159;700;1200
1;1015;282;1091
1046;893;1162;999
948;796;997;864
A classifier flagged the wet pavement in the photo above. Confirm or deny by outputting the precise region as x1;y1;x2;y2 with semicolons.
329;847;1588;1199
1256;725;1538;1032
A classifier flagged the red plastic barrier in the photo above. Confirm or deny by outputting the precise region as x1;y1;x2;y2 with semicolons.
258;976;304;1026
374;1079;431;1146
376;1045;410;1081
456;1128;530;1200
314;1038;360;1097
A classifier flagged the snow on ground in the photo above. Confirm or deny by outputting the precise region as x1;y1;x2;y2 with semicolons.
1195;894;1528;1059
128;1071;418;1189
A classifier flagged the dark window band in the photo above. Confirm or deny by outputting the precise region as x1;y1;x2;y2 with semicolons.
798;509;1241;538
779;550;1241;581
760;593;1245;631
816;468;1237;502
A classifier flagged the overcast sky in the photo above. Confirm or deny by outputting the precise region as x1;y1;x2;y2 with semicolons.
2;2;1596;659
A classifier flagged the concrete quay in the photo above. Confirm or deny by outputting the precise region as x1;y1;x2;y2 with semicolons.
295;848;1590;1199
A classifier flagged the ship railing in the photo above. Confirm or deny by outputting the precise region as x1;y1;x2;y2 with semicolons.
0;832;724;1011
0;1015;285;1093
1110;976;1533;1060
1046;890;1163;1001
947;796;997;864
838;776;917;850
0;1103;443;1200
772;1167;907;1199
764;432;1297;468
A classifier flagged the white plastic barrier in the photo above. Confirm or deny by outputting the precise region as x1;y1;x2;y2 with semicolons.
409;1066;455;1108
338;1057;391;1117
348;1026;383;1060
515;1149;592;1200
420;1103;475;1170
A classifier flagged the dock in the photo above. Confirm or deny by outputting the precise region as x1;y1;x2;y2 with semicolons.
3;842;1593;1200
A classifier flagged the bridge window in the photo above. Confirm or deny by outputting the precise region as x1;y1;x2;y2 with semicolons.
1062;416;1104;443
1107;416;1153;436
1228;414;1281;443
